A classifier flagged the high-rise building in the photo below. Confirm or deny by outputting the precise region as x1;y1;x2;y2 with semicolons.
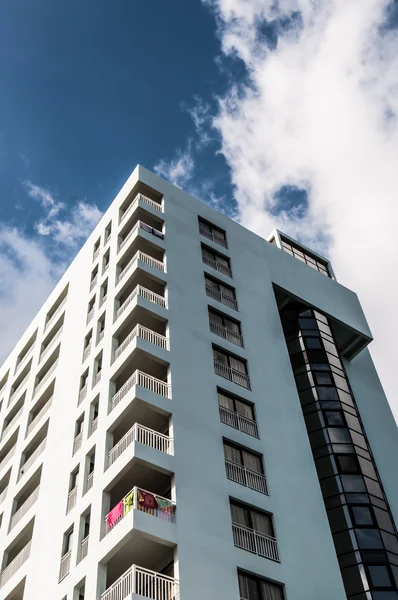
0;165;397;600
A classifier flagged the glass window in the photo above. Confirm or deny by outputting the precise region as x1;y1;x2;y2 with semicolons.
351;506;375;526
368;565;393;588
356;528;384;549
325;411;345;426
306;338;322;349
341;475;366;493
314;372;333;385
336;455;360;473
328;428;351;444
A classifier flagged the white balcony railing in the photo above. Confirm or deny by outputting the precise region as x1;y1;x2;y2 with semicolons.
103;262;109;274
119;220;164;252
0;540;31;588
209;320;243;347
232;523;280;562
26;397;52;437
95;371;102;386
111;371;171;412
10;486;40;531
90;274;98;292
98;330;105;344
82;343;92;362
58;549;71;582
66;486;78;513
120;193;163;224
81;535;89;560
214;360;250;389
117;251;165;285
116;285;167;320
78;384;88;405
90;416;98;435
108;423;173;468
8;372;30;408
86;471;94;492
39;326;63;363
219;406;259;438
102;565;178;600
1;406;23;442
73;431;83;455
100;293;107;308
199;224;228;248
0;445;16;473
86;308;94;325
225;460;268;495
0;486;8;506
202;255;232;278
103;486;175;537
113;325;169;362
19;439;46;480
205;284;238;311
93;247;100;262
34;359;59;396
14;346;34;376
45;296;67;332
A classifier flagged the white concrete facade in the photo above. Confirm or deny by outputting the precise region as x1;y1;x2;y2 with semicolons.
0;165;397;600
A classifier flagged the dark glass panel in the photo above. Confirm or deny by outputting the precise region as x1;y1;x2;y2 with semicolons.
334;530;357;554
328;505;350;533
304;411;324;433
333;373;351;393
358;457;378;481
317;386;339;400
299;318;318;330
341;565;366;595
368;565;393;589
345;412;362;434
295;372;314;391
305;337;322;349
373;592;398;599
314;372;333;385
328;428;352;444
351;506;375;527
325;411;345;426
346;494;370;504
356;529;384;549
333;444;356;454
337;455;360;474
320;476;342;498
320;401;341;410
338;388;355;407
341;475;367;493
374;508;396;535
381;532;398;555
350;430;368;450
309;429;328;448
298;387;318;406
315;456;336;479
365;477;384;500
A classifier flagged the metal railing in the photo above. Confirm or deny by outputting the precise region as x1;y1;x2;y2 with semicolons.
103;486;175;537
225;460;268;495
87;308;94;325
116;285;167;320
45;296;67;332
199;224;227;248
26;397;52;438
19;439;46;480
101;565;178;600
119;220;164;252
0;486;8;506
10;486;40;531
78;384;88;405
98;330;105;344
120;193;163;223
214;360;250;389
34;359;58;396
90;416;98;435
39;326;63;363
113;324;169;362
100;293;108;307
15;345;34;376
58;549;71;582
205;284;238;311
1;406;23;441
90;274;98;292
0;445;16;473
93;247;100;261
73;431;83;455
81;535;89;560
219;406;259;438
117;250;165;285
95;371;102;385
108;423;173;467
103;262;109;274
202;255;232;278
8;372;30;408
86;471;94;492
110;370;171;412
232;523;279;562
209;320;243;346
0;540;31;588
82;343;92;362
66;486;78;513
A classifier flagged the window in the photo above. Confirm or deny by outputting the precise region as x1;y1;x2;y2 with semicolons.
366;565;394;590
209;309;243;346
281;237;330;277
202;245;232;277
213;348;250;388
104;221;112;243
205;275;237;310
93;238;100;258
63;527;74;554
356;528;384;549
218;390;255;420
336;454;360;474
103;249;110;274
350;505;375;527
231;501;274;536
198;218;227;248
238;572;285;600
223;441;263;474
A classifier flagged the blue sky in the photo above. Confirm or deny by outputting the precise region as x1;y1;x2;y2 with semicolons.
1;0;398;417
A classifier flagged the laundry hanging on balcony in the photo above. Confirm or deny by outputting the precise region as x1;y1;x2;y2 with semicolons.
123;490;134;515
107;500;123;526
138;490;158;509
156;497;174;514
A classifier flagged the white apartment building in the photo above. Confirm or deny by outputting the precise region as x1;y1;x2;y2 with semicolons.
0;165;398;600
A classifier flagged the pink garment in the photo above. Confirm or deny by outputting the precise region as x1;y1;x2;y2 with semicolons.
107;501;123;527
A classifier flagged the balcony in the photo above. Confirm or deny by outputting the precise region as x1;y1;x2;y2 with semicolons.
214;360;250;389
1;405;23;442
116;284;167;322
199;222;227;248
19;438;46;481
93;247;100;262
111;370;171;413
87;308;94;325
205;283;238;311
15;345;34;376
0;540;31;588
73;431;83;455
67;486;78;513
102;565;178;600
8;371;30;408
108;423;173;468
119;220;164;253
0;445;16;474
81;535;89;560
95;371;102;386
209;320;243;347
78;384;88;405
0;486;8;506
120;192;163;224
58;550;71;582
219;405;259;438
225;459;268;495
103;486;175;538
90;274;98;292
90;416;98;435
26;397;52;438
39;325;63;364
232;523;280;562
44;295;67;332
10;486;40;531
100;293;108;308
117;250;165;286
82;343;92;362
113;325;169;363
33;358;58;397
203;254;232;278
86;471;94;492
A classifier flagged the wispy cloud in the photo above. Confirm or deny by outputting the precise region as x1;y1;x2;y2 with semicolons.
201;0;398;416
154;144;195;188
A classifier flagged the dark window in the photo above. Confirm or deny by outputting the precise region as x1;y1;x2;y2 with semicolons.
356;528;384;549
238;572;284;600
351;505;375;527
198;218;227;247
336;454;360;474
325;411;345;426
223;442;263;474
230;501;274;537
367;565;394;589
218;390;255;421
341;475;366;493
202;245;231;276
205;275;237;310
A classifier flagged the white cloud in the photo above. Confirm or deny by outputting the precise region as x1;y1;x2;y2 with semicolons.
201;0;398;417
154;146;195;188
